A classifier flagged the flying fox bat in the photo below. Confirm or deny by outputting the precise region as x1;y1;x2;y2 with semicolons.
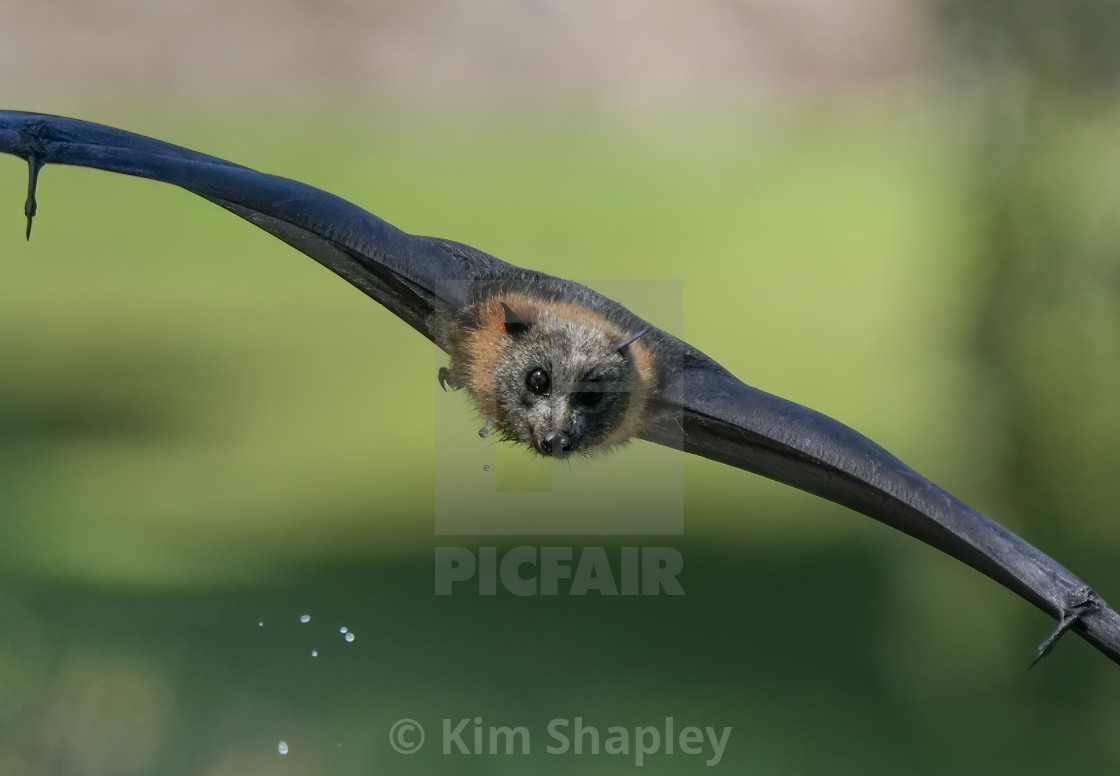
2;110;1117;666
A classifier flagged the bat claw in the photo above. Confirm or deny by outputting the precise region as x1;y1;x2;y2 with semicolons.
438;367;460;392
1030;587;1097;668
25;155;42;240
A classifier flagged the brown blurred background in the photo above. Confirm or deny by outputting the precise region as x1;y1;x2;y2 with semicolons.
3;0;923;100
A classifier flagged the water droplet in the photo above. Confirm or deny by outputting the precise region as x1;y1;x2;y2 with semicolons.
299;614;311;624
278;741;289;755
258;621;264;627
339;626;348;634
483;465;491;472
345;632;355;642
478;421;490;438
311;650;318;657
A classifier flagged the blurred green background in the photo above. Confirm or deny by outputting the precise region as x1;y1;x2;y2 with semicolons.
2;1;1120;774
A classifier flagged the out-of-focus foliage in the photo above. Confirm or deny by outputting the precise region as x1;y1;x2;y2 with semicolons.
934;0;1120;558
936;0;1120;86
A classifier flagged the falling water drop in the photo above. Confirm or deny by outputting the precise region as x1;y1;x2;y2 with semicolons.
299;614;311;624
278;741;289;755
345;632;356;643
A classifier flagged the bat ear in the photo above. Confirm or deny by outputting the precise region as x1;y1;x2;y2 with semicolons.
617;329;647;353
501;302;531;336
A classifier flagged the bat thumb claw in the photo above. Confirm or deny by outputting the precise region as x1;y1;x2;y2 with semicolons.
437;367;458;392
24;156;42;241
1031;624;1067;669
1030;588;1097;668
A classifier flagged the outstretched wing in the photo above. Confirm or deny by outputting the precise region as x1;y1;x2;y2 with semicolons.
640;354;1120;665
0;110;505;341
4;110;1118;666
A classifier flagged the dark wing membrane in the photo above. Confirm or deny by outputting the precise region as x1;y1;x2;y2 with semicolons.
5;110;1118;666
0;110;494;342
641;357;1120;665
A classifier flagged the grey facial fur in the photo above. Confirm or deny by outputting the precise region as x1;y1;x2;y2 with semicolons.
489;315;634;457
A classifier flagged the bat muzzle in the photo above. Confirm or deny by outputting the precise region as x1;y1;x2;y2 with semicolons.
540;431;574;458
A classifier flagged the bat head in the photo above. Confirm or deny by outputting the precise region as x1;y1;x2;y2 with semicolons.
448;295;656;458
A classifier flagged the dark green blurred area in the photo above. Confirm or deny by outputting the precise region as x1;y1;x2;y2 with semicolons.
3;10;1120;772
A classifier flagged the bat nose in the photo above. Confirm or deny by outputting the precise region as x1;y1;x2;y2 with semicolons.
541;431;573;456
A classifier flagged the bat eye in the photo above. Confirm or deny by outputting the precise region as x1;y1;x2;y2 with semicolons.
574;382;605;407
525;368;550;395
